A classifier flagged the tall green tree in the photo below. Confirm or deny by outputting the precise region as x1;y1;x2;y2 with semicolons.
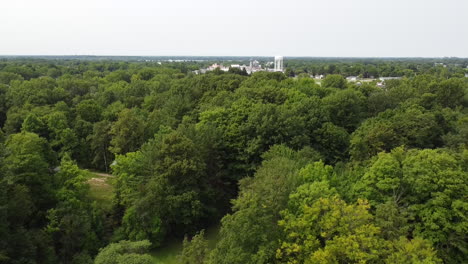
322;89;366;132
109;108;146;155
208;146;316;264
46;156;102;263
115;130;208;245
4;131;55;210
1;131;57;263
321;74;347;89
88;120;113;171
356;147;467;262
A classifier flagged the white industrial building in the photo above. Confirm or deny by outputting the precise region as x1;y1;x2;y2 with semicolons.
274;56;284;72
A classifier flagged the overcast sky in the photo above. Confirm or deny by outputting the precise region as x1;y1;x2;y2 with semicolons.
1;0;467;57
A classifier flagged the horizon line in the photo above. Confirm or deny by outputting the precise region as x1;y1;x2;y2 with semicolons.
1;54;468;59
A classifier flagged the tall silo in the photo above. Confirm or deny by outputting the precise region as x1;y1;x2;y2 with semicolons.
274;55;283;72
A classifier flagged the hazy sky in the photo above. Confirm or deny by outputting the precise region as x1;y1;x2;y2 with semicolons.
1;0;467;57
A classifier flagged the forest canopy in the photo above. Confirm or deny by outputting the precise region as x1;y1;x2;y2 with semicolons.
0;57;466;264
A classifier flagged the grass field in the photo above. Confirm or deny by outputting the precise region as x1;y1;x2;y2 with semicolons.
85;171;115;211
150;238;183;264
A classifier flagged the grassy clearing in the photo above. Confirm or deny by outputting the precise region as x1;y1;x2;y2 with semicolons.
150;239;183;264
151;225;220;264
85;171;115;211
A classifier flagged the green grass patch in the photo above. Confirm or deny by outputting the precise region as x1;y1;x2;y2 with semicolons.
85;171;115;211
150;238;183;264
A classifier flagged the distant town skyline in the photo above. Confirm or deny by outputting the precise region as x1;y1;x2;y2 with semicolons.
1;0;467;57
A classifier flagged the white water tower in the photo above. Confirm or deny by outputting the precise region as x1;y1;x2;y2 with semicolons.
274;55;284;72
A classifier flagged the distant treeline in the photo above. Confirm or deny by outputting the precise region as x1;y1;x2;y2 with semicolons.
1;56;467;78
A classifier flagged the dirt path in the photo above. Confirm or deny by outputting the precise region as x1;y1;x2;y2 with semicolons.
87;172;114;187
93;172;114;178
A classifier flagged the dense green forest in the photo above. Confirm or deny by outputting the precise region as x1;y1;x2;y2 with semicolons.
0;58;467;264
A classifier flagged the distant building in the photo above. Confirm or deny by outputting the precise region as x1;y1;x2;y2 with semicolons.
246;60;263;74
198;56;282;74
207;63;229;72
377;77;403;88
346;76;359;81
465;73;468;78
274;56;284;72
251;60;260;68
312;74;324;79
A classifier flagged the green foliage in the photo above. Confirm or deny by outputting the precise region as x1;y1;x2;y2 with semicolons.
198;87;328;177
178;230;209;264
356;148;468;262
350;105;448;160
433;78;466;108
277;195;384;263
46;110;80;157
94;240;153;264
21;113;48;136
321;74;347;89
115;130;210;245
322;89;366;132
0;131;58;263
277;192;441;264
208;146;313;264
443;114;468;148
76;99;103;123
0;58;467;264
386;237;442;264
6;77;60;107
109;108;146;155
88;120;113;171
46;156;103;262
313;122;350;163
4;131;55;209
0;72;24;85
